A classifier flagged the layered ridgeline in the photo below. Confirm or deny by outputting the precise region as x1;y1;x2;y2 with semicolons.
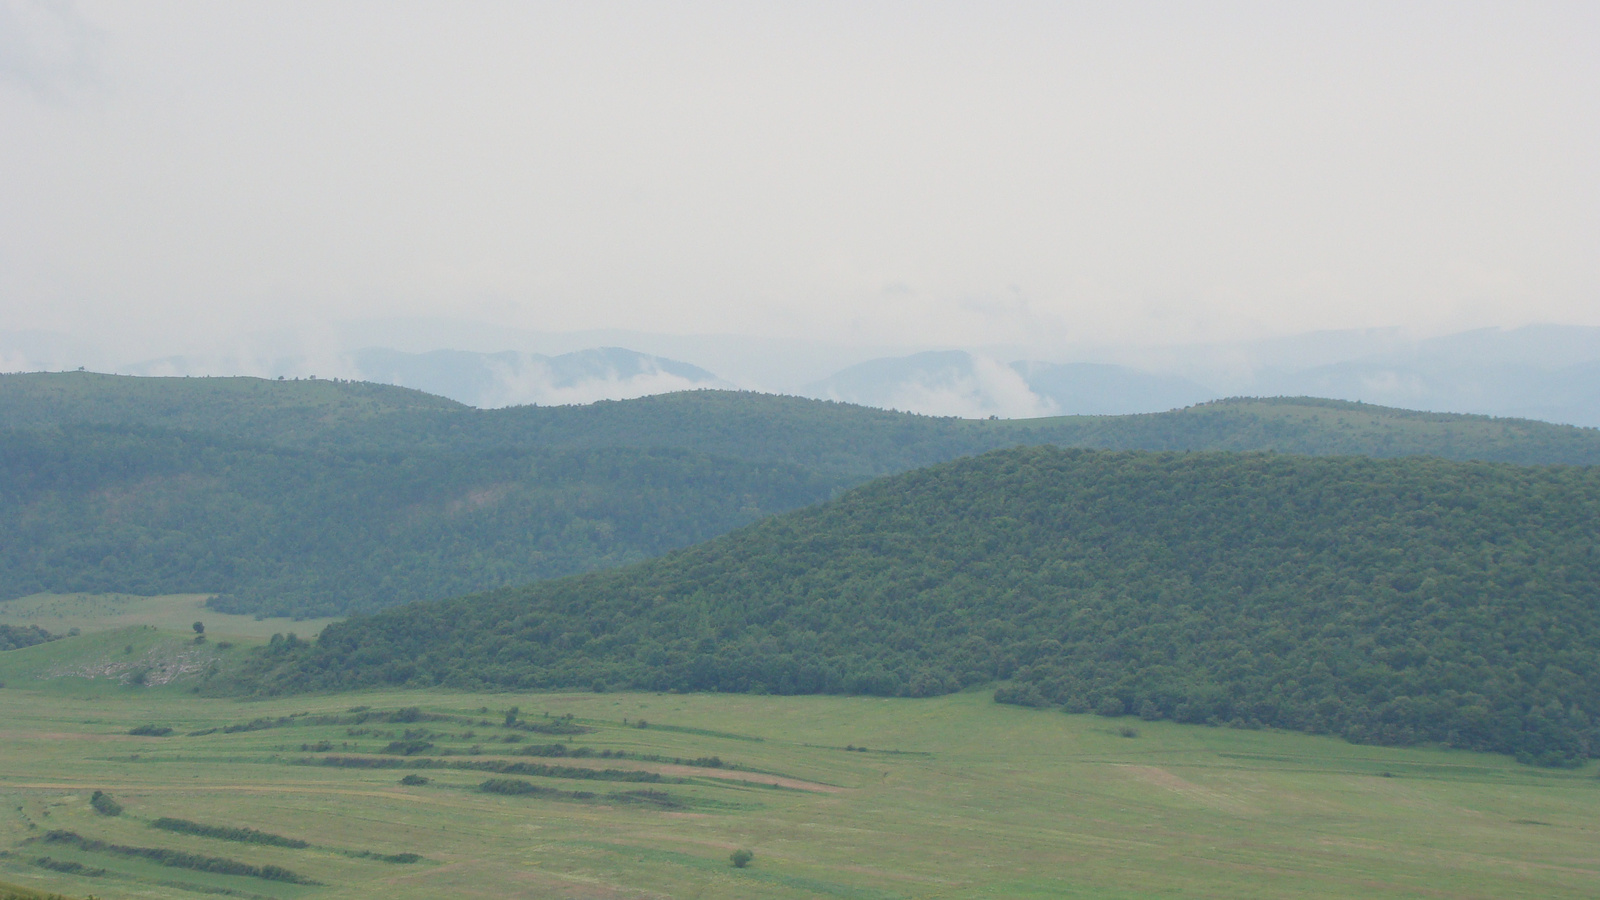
6;372;1600;471
5;371;1600;619
248;447;1600;765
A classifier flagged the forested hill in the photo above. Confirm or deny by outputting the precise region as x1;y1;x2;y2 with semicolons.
5;372;1600;471
250;447;1600;765
0;371;461;443
0;425;837;617
5;372;1600;619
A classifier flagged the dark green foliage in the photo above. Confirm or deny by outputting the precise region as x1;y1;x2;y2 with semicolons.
126;725;172;737
730;848;754;868
478;779;685;808
149;818;309;849
479;777;550;795
0;625;56;652
381;740;434;756
252;447;1600;765
346;850;422;863
42;830;318;884
0;423;840;617
31;857;106;877
398;774;429;786
6;371;1600;618
88;791;121;817
511;719;591;736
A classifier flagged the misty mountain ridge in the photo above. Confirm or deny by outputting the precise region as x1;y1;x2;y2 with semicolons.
804;350;1213;418
119;346;728;409
5;322;1600;425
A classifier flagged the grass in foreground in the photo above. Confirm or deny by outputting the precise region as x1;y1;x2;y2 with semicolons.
0;663;1597;899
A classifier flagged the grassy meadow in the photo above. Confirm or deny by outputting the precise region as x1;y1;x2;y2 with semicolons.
0;593;342;641
0;618;1598;899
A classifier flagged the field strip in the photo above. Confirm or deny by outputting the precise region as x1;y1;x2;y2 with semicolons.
488;758;846;792
0;782;445;802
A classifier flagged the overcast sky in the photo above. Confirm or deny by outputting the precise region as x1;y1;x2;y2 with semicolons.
2;0;1596;358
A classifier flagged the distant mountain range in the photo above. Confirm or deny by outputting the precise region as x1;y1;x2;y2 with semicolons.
3;322;1599;425
803;351;1214;418
118;346;728;409
344;347;728;408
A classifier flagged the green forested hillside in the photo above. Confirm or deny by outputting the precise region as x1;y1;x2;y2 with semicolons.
0;425;837;616
4;372;1600;618
247;447;1600;765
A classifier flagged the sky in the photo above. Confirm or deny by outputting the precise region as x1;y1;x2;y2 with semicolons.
2;0;1597;361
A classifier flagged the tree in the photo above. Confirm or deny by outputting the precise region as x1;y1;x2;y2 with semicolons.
193;621;205;634
729;849;753;868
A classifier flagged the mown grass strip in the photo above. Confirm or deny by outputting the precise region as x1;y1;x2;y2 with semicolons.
298;755;677;783
0;877;87;900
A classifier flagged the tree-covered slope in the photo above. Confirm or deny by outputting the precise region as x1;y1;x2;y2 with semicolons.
0;425;838;616
0;371;461;442
5;372;1600;618
251;447;1600;765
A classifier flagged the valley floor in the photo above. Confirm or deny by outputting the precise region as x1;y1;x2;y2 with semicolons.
0;663;1597;899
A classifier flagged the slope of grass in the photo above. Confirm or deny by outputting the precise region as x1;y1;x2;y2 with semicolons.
0;681;1597;899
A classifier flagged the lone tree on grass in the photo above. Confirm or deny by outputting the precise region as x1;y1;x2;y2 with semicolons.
729;849;753;868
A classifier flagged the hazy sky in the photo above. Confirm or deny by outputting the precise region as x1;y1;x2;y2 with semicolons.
2;0;1596;357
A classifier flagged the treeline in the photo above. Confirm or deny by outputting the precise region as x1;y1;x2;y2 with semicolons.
0;624;55;652
241;447;1600;765
150;818;308;849
42;830;318;884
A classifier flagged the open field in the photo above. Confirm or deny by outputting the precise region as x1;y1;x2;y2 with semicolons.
1;635;1598;899
0;594;342;641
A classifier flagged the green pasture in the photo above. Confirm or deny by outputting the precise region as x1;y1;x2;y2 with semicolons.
0;594;341;641
0;634;1597;898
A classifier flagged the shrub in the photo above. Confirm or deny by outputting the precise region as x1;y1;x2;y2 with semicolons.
730;848;753;868
128;724;173;737
89;791;122;817
399;774;430;786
